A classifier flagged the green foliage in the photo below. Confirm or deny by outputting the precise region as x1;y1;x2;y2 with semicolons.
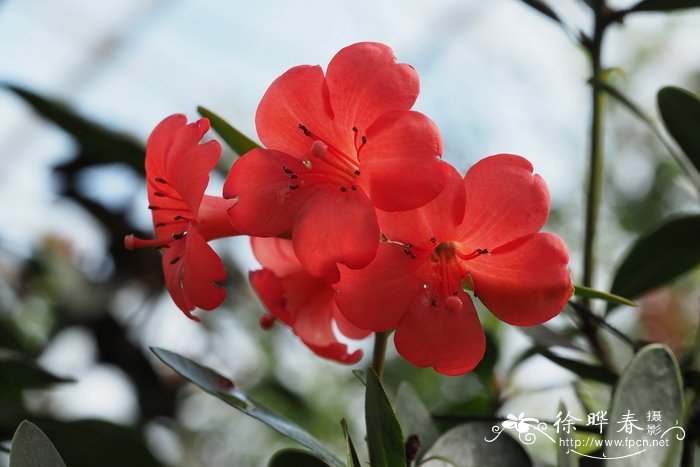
609;215;700;310
658;86;700;174
267;449;330;467
394;382;439;459
340;419;362;467
605;345;683;466
9;421;66;467
365;369;406;467
150;347;344;467
422;423;532;466
197;106;261;156
629;0;700;12
0;358;72;402
573;285;637;307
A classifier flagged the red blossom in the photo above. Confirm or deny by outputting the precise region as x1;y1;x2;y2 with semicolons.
250;237;370;364
336;155;573;375
224;42;448;282
125;114;238;320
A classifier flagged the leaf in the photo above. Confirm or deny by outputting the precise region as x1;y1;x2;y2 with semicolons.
267;449;329;467
9;421;66;467
4;84;145;173
609;215;700;310
150;347;343;467
421;422;532;466
0;358;73;400
517;0;562;23
197;106;260;156
573;284;637;307
519;324;583;351
629;0;700;12
365;368;405;467
394;382;439;457
555;403;575;467
658;86;700;173
340;419;362;467
537;348;617;384
605;345;683;466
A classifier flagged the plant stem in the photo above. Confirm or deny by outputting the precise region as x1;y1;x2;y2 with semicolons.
578;0;614;369
371;331;389;380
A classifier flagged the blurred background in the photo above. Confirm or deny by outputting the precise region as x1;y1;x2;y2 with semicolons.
0;0;698;466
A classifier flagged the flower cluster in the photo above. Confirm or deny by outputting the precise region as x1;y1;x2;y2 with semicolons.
127;42;572;375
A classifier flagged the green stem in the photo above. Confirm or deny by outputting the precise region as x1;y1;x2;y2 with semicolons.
371;331;389;380
579;0;614;369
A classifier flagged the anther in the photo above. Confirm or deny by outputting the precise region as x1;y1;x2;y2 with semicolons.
310;140;328;159
283;166;293;174
170;256;181;265
354;169;361;176
340;187;347;192
431;298;437;307
154;177;168;184
155;223;165;227
477;248;489;255
174;216;184;220
148;205;160;210
298;124;311;136
352;127;358;133
289;183;299;190
289;174;298;179
361;135;367;145
302;159;312;169
153;192;166;197
430;237;437;243
172;233;185;240
351;185;357;191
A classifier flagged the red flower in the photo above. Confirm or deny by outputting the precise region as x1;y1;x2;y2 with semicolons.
250;237;370;364
336;155;573;375
125;115;238;320
224;42;448;282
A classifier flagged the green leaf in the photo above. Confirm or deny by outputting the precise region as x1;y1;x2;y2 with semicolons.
606;345;683;466
519;324;583;351
630;0;700;12
573;284;637;307
0;358;73;401
517;0;562;23
340;419;362;467
422;423;532;466
394;382;439;457
151;347;343;467
555;403;575;467
4;84;145;173
9;421;66;467
197;106;260;156
537;348;617;384
267;449;329;467
609;215;700;310
365;368;405;467
658;86;700;173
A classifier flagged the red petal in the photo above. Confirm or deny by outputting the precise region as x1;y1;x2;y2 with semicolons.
147;115;220;220
162;229;226;319
394;289;485;376
255;65;348;159
333;307;372;340
251;237;302;277
377;163;466;249
249;269;291;326
326;42;419;135
469;233;572;326
224;149;314;237
335;244;430;332
359;111;447;211
293;185;379;282
283;272;363;364
457;154;550;250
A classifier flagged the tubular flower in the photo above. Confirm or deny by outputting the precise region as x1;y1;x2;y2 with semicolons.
336;155;573;375
125;114;238;320
224;42;448;282
249;237;370;364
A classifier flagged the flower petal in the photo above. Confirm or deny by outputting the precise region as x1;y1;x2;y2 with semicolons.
224;149;315;237
469;233;572;326
326;42;419;135
251;237;302;277
336;244;430;332
283;272;363;364
255;65;347;159
377;162;466;249
394;289;485;376
293;185;379;282
162;229;226;319
359;111;447;211
458;154;550;250
249;268;291;326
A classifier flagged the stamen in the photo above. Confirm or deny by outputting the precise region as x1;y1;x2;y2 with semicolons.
170;256;181;265
302;159;312;169
282;166;293;174
354;169;361;176
430;237;437;243
154;177;168;184
289;183;299;190
456;248;489;261
124;234;172;250
340;187;347;192
351;185;357;191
